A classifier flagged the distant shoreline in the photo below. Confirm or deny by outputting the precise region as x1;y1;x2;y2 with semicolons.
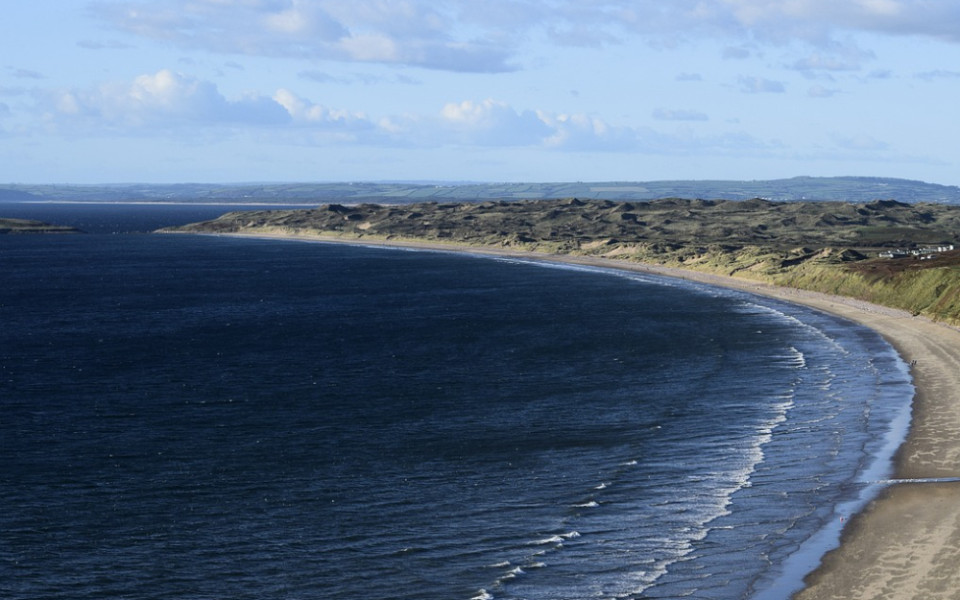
8;200;321;207
6;175;960;204
0;217;81;234
188;230;960;600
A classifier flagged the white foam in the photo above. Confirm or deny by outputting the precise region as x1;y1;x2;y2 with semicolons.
785;346;807;368
573;500;599;508
498;566;525;582
619;383;801;597
531;530;580;545
530;535;564;545
476;253;913;600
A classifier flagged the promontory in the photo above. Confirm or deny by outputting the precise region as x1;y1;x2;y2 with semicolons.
0;218;81;234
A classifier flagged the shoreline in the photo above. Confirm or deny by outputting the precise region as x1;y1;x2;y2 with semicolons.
200;231;960;599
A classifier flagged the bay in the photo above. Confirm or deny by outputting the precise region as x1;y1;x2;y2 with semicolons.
0;205;913;599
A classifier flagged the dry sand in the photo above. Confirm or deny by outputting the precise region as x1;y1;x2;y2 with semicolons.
216;232;960;599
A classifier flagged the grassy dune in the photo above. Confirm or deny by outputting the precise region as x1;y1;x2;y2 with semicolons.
167;197;960;324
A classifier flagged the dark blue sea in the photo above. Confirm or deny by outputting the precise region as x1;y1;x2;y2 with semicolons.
1;203;913;599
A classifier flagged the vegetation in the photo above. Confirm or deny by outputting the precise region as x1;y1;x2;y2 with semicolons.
0;218;80;234
166;197;960;324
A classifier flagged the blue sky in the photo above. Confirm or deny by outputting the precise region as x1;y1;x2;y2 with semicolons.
2;0;960;185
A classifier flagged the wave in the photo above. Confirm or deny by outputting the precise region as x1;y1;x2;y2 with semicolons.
529;531;580;546
777;346;807;368
491;257;671;289
472;251;915;599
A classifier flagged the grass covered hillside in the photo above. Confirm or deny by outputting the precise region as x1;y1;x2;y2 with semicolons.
167;198;960;324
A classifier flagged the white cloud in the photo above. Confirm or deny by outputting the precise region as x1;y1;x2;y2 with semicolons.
298;70;419;85
582;0;960;48
299;70;351;84
538;111;642;151
34;71;591;148
719;0;960;46
46;69;290;130
737;75;785;93
808;85;841;97
32;69;786;158
87;1;960;73
91;0;516;72
273;88;374;131
916;69;960;81
438;99;553;145
9;68;45;80
428;101;751;153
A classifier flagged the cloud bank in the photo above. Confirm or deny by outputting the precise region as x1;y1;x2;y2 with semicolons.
89;1;960;72
41;69;774;156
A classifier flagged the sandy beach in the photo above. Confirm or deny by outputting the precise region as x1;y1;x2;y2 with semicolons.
217;232;960;599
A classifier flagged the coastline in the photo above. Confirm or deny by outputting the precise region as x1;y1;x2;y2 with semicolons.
200;231;960;599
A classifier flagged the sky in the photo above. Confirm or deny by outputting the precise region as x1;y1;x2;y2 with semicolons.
3;0;960;185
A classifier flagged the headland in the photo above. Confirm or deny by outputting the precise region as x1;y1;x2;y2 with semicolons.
0;217;81;234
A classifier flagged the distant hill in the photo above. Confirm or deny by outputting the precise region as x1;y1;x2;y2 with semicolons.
0;188;39;202
3;176;960;204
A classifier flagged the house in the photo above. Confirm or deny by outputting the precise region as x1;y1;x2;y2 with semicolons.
917;244;955;253
880;243;954;259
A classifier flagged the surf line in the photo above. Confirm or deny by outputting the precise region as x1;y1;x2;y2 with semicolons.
867;477;960;484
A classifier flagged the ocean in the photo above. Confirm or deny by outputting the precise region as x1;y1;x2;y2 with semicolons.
1;203;913;599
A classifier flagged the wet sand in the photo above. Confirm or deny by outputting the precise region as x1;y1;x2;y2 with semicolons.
212;232;960;599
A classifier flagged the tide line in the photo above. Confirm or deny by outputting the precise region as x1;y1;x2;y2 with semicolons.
870;476;960;485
